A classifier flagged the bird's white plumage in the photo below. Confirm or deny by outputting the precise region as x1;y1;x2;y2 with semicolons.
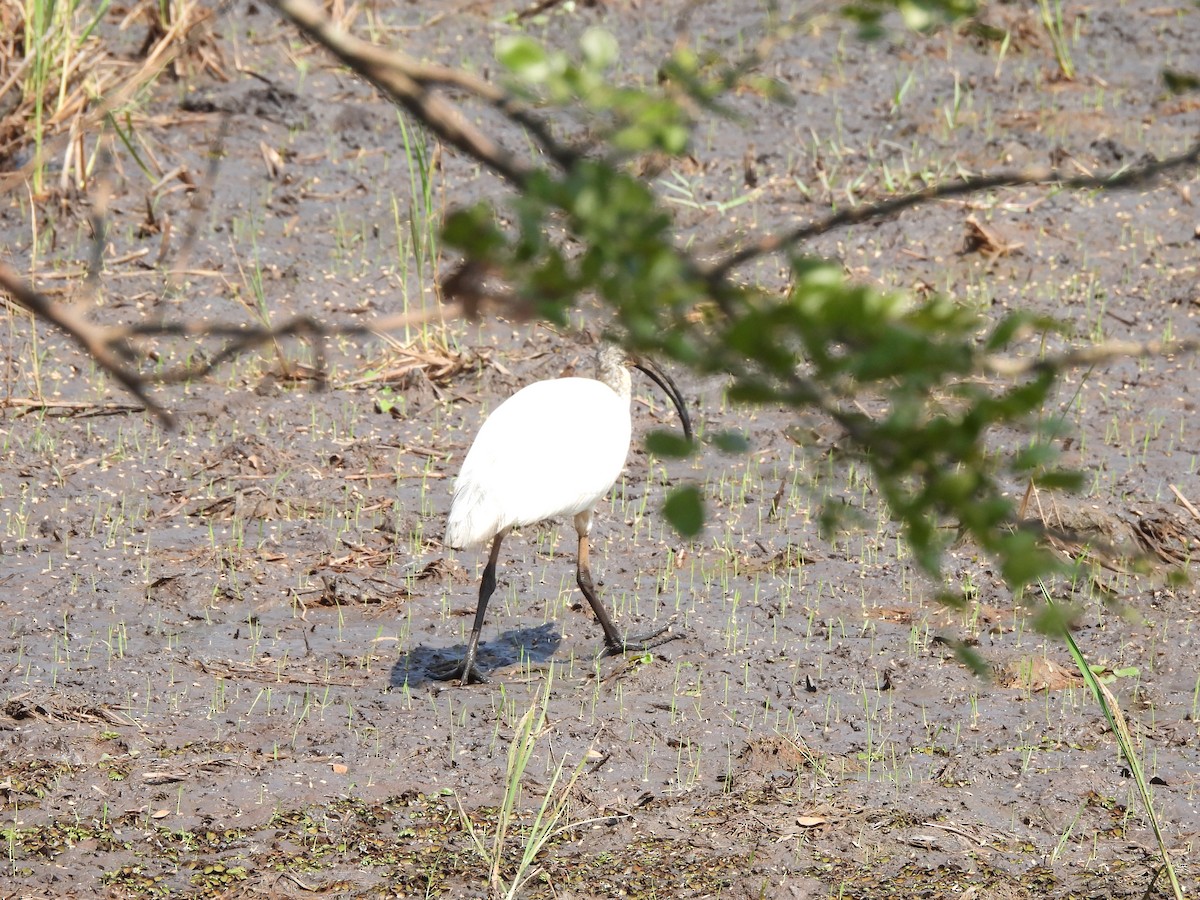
435;345;685;683
445;375;632;549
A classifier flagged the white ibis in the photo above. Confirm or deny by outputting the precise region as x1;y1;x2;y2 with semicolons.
438;345;693;684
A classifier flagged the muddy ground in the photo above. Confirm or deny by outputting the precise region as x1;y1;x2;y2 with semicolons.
1;1;1199;897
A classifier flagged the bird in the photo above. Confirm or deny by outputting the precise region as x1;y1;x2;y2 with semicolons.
438;344;693;684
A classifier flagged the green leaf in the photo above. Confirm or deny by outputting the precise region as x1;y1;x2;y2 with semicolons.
580;28;618;71
442;204;506;257
1033;470;1084;491
997;532;1061;589
951;641;992;678
663;485;704;537
985;311;1035;351
897;0;936;30
1162;68;1200;94
935;588;970;611
497;36;549;80
745;76;793;105
966;21;1007;43
1011;443;1059;473
709;430;750;454
1031;601;1076;638
645;430;692;458
726;379;779;405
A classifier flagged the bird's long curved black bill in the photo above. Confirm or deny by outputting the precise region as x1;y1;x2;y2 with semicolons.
633;359;693;443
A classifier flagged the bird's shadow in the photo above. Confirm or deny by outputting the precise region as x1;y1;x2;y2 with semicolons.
391;622;563;688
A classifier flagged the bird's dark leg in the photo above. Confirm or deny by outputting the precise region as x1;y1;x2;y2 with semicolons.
434;534;503;684
575;530;680;657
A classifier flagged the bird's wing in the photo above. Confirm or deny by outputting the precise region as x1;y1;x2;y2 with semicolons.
445;378;631;548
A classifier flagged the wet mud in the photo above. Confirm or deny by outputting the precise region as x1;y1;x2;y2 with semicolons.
1;1;1198;896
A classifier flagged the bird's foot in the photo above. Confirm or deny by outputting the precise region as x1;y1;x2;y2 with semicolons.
601;623;682;658
430;658;490;685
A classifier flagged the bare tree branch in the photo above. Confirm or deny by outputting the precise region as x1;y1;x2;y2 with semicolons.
0;259;467;425
270;0;537;187
704;143;1200;281
279;0;591;174
0;261;174;425
5;1;1198;430
133;303;464;384
270;1;1200;298
984;337;1200;379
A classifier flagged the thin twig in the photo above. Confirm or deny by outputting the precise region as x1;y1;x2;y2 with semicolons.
704;143;1200;280
0;261;173;424
268;0;1200;318
271;0;534;187
171;114;230;284
984;337;1200;378
1168;484;1200;523
0;260;466;425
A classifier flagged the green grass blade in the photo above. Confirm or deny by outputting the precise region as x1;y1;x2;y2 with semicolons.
1060;622;1183;900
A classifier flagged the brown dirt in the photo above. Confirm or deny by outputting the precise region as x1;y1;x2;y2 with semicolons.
1;1;1198;897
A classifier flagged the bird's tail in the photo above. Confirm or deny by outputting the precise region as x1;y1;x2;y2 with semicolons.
444;485;502;550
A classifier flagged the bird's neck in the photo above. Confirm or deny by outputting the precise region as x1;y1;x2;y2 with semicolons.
596;360;631;400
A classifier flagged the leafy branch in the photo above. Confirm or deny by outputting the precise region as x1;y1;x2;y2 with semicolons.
4;0;1196;610
266;0;1199;605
